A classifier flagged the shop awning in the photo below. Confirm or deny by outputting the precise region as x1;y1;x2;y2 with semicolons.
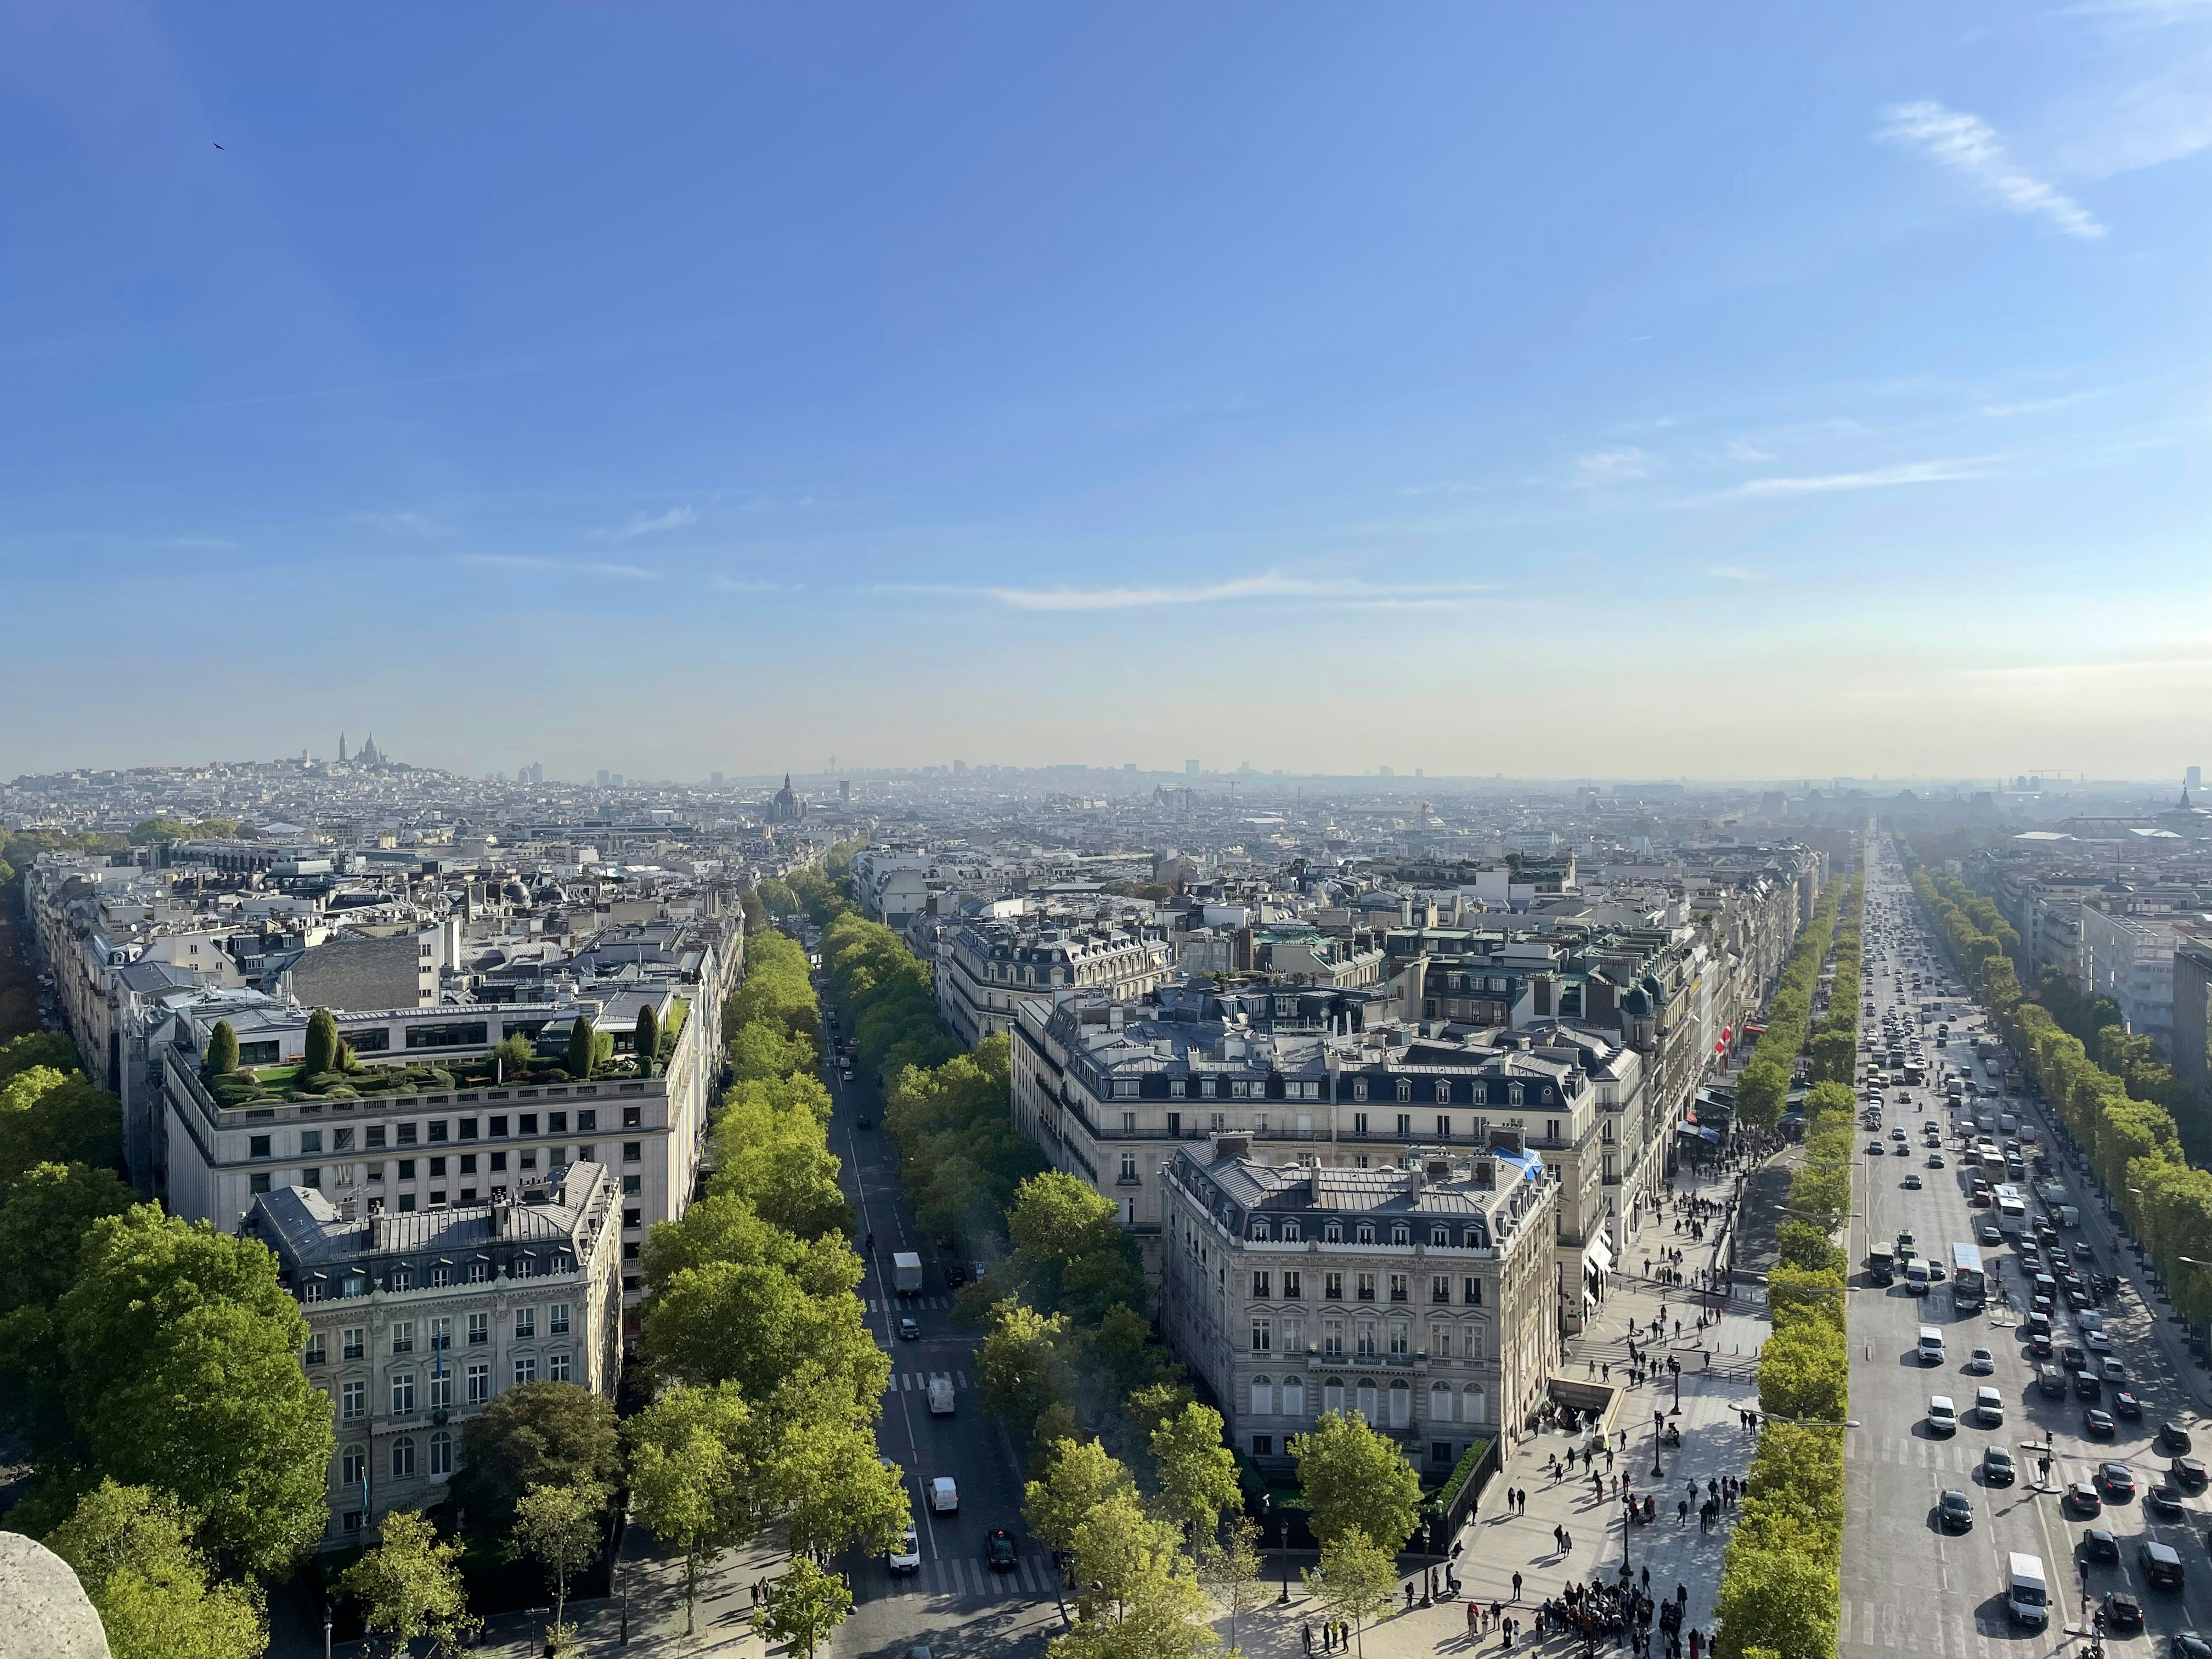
1583;1233;1615;1276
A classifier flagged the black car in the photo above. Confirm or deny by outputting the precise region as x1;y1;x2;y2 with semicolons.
2085;1409;2117;1437
985;1528;1019;1570
2081;1526;2119;1565
1984;1446;2016;1486
897;1316;921;1340
856;1113;875;1129
2142;1539;2186;1590
2076;1371;2103;1401
2177;1632;2212;1658
2106;1591;2146;1632
2101;1462;2137;1500
2164;1423;2197;1455
2062;1345;2087;1370
2176;1457;2209;1489
2148;1482;2187;1520
1938;1489;1973;1532
2114;1389;2144;1419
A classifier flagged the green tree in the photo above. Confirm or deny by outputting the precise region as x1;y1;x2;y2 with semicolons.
1302;1529;1398;1659
759;1400;911;1558
625;1383;754;1636
0;1066;123;1191
565;1014;596;1081
0;1029;81;1082
1024;1437;1138;1557
1710;1545;1837;1659
59;1209;333;1574
643;1260;885;1410
752;1556;853;1659
1290;1411;1420;1551
979;1300;1077;1453
448;1382;622;1541
1149;1403;1242;1550
634;1004;661;1077
303;1009;340;1077
204;1021;239;1076
46;1479;267;1659
492;1032;535;1078
1195;1515;1269;1652
1067;1485;1214;1641
512;1479;608;1638
340;1510;477;1658
0;1160;134;1314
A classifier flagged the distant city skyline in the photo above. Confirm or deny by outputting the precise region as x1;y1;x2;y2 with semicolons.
2;4;2206;777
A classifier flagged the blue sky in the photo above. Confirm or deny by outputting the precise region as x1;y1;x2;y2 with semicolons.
3;2;2207;782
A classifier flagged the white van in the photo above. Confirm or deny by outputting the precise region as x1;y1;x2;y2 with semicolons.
1918;1327;1946;1364
2007;1553;2048;1627
1927;1396;1957;1436
1976;1386;2004;1427
929;1476;959;1514
927;1375;956;1415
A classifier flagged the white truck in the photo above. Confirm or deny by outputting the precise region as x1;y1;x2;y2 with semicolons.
927;1375;955;1415
929;1477;959;1514
893;1251;924;1296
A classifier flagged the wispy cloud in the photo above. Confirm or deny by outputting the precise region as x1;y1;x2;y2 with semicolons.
1878;101;2106;239
1707;565;1760;581
354;511;451;538
459;554;657;580
1577;447;1654;486
1979;386;2118;417
597;505;698;541
1721;457;1994;498
707;575;789;593
1720;440;1775;464
907;572;1492;613
2059;51;2212;178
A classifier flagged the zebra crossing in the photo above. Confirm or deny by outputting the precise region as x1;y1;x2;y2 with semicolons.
868;1296;955;1311
865;1553;1059;1602
887;1369;973;1393
1839;1594;2010;1654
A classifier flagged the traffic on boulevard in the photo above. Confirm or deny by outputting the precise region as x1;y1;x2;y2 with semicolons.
1843;838;2212;1656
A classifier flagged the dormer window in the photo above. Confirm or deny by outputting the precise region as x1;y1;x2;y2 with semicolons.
1356;1222;1375;1245
1324;1221;1344;1244
1508;1084;1524;1107
1395;1079;1412;1103
1283;1221;1302;1243
1251;1219;1272;1242
1431;1227;1449;1246
1390;1223;1409;1246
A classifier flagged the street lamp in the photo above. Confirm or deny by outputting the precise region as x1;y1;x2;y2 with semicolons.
1279;1515;1293;1605
1651;1409;1666;1479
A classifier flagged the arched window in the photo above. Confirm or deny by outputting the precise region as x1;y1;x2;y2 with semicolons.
1323;1378;1345;1415
1431;1226;1449;1247
1389;1380;1411;1428
1462;1383;1487;1427
1250;1375;1274;1416
341;1444;365;1485
1251;1219;1271;1242
1396;1079;1412;1103
1282;1376;1306;1417
1323;1221;1343;1243
1356;1380;1378;1423
1356;1222;1375;1245
1390;1223;1409;1247
428;1430;453;1477
1283;1220;1302;1243
391;1437;415;1480
1430;1381;1454;1423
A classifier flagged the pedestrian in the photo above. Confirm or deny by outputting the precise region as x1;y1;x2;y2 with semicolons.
1513;1570;1523;1602
1677;1499;1688;1525
1468;1602;1478;1635
1689;1629;1702;1659
1302;1624;1312;1654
